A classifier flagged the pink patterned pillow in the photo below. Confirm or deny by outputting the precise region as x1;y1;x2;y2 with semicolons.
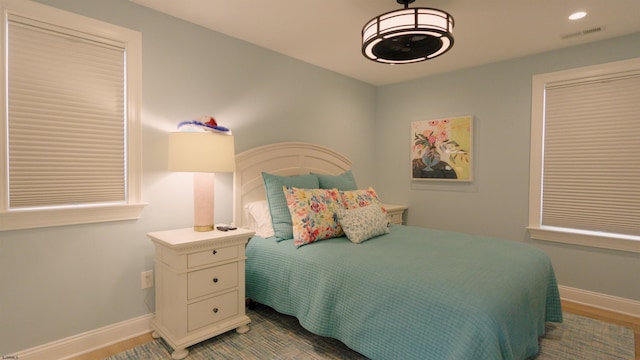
284;187;344;247
340;187;386;213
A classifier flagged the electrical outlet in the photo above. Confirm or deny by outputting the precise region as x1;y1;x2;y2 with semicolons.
141;270;153;289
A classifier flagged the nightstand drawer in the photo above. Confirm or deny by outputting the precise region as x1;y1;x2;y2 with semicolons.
187;262;238;299
188;290;238;332
388;212;403;225
188;245;238;268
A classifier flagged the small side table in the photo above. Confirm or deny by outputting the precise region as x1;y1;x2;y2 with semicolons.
383;204;408;225
147;227;255;359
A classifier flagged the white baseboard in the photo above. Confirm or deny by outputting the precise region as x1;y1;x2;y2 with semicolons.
559;285;640;318
11;314;153;360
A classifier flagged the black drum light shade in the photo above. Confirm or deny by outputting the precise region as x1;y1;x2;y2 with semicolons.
362;1;454;64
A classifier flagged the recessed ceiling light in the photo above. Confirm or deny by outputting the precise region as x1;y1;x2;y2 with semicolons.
569;11;587;20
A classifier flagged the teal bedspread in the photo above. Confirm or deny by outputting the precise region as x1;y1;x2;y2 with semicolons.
245;225;563;360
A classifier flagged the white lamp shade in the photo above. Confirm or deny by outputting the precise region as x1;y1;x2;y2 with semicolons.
168;132;235;173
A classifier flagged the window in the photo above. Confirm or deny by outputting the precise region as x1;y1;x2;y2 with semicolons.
529;58;640;253
0;0;145;230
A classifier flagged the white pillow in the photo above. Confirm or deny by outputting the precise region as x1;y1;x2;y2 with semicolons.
337;204;389;244
244;200;275;238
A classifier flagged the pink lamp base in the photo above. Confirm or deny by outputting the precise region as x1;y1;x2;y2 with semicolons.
193;172;215;231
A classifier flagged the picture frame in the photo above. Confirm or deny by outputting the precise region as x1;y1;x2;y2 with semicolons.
411;116;473;181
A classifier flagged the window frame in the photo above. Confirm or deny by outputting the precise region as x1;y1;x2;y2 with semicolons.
0;0;145;231
528;57;640;254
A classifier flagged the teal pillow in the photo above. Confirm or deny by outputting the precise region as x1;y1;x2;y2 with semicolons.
313;170;357;191
262;173;319;241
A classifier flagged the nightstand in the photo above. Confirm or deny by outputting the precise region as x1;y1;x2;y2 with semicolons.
383;204;408;225
147;227;255;359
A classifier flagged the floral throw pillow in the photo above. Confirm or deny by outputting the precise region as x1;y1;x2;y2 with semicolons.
262;172;320;241
340;187;386;213
284;187;344;247
337;204;389;244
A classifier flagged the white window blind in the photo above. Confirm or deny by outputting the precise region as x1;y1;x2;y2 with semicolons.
1;0;144;231
7;15;126;209
542;72;640;237
529;58;640;253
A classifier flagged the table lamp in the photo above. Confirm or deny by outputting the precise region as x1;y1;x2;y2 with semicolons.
168;131;235;231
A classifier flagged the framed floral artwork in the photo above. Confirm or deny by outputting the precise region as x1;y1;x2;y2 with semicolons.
411;116;473;181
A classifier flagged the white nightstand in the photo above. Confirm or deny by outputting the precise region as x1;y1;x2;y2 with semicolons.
147;227;255;359
383;204;408;225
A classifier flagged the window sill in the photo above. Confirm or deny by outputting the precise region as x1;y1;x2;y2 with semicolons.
0;203;148;231
527;226;640;254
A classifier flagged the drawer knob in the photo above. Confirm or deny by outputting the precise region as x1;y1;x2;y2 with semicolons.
212;307;219;314
212;250;218;255
212;277;219;283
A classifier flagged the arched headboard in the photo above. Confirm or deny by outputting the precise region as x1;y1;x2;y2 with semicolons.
233;142;352;227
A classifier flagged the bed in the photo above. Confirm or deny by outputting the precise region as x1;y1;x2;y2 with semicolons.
233;142;563;360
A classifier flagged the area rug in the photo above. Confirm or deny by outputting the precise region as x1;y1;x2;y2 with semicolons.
107;303;635;359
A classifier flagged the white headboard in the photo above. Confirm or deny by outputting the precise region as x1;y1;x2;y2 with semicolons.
233;142;352;227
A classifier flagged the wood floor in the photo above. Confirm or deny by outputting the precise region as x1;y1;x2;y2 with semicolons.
562;301;640;360
71;300;640;360
69;332;154;360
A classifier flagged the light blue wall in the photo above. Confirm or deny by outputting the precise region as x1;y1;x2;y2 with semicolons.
1;0;638;355
0;0;376;354
374;32;640;302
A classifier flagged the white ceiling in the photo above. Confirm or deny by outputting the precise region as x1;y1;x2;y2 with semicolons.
130;0;640;86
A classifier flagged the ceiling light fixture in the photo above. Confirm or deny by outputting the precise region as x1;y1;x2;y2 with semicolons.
362;0;454;64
